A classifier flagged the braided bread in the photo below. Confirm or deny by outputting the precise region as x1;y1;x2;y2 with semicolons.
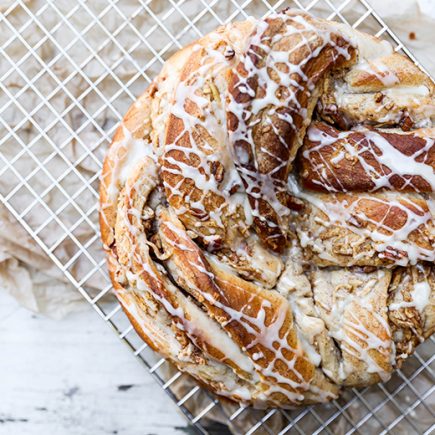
100;9;435;408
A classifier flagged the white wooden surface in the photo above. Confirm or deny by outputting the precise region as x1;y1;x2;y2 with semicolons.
0;291;191;435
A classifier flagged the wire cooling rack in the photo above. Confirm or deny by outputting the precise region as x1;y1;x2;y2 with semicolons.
0;0;434;433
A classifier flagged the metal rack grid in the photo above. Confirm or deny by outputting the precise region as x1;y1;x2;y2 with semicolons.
0;0;433;433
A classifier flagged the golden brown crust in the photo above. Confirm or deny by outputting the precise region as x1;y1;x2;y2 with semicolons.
227;11;356;252
388;264;435;365
297;192;435;267
312;268;393;386
161;23;254;250
99;20;338;408
99;89;153;250
98;40;263;403
299;121;435;193
345;53;432;91
157;207;339;404
318;51;435;129
99;10;435;409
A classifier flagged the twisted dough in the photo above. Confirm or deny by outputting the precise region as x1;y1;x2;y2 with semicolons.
100;9;435;408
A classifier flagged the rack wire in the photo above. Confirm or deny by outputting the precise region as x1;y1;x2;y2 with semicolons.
0;0;434;433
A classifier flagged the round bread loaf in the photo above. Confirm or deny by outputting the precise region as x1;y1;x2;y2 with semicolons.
99;9;435;408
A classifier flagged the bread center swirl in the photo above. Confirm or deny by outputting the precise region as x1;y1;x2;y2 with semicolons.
227;12;356;252
100;9;435;408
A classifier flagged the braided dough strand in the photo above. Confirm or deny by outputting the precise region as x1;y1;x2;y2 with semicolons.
100;9;435;408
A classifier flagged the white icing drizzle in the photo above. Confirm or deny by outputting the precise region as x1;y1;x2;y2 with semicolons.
159;215;336;405
356;58;399;87
99;10;435;408
113;160;264;392
103;125;155;202
383;85;430;96
390;279;431;312
313;269;393;383
289;176;434;266
412;281;432;312
128;270;257;376
339;310;392;382
160;22;286;288
276;256;325;367
162;36;248;233
303;124;435;193
227;11;354;246
320;27;435;129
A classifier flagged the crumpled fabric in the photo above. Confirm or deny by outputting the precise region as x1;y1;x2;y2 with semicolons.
0;204;85;319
